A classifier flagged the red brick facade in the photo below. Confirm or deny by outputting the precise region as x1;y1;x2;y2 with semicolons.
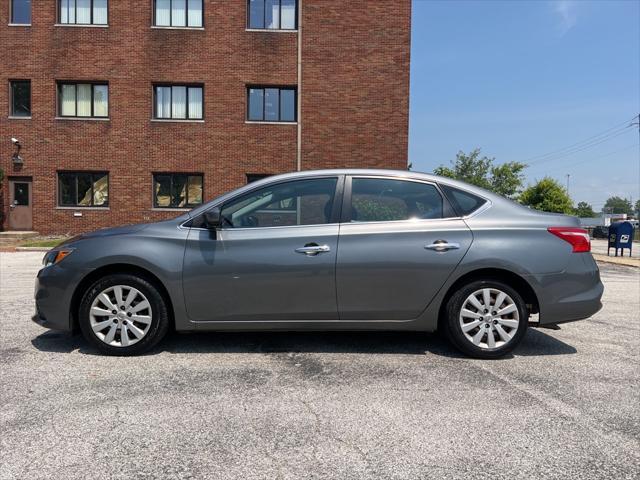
0;1;411;235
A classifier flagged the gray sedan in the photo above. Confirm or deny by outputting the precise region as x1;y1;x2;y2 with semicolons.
33;170;603;358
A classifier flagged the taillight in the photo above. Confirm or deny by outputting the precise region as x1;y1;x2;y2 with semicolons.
547;227;591;253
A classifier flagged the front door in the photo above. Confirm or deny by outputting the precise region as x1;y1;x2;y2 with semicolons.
336;176;473;320
183;176;343;321
8;178;33;231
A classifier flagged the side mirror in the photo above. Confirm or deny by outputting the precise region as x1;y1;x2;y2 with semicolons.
203;208;222;229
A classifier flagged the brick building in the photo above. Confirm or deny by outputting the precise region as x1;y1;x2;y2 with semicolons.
1;0;411;235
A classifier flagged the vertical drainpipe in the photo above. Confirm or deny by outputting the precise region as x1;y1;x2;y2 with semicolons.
296;0;303;171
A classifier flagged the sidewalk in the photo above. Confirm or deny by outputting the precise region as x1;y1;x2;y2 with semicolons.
591;239;639;268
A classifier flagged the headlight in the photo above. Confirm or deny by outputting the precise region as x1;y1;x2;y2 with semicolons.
42;249;74;267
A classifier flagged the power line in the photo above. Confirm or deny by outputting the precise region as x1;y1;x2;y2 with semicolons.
531;143;638;174
525;126;634;166
520;115;638;164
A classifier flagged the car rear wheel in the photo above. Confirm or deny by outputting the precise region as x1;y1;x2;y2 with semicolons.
79;274;169;356
444;280;528;359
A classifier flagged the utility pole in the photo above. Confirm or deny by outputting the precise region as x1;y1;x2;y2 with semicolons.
566;173;570;195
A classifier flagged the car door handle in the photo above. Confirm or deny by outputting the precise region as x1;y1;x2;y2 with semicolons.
295;244;331;256
425;241;460;252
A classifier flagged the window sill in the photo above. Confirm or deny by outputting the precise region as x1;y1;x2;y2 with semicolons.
56;207;110;211
151;26;204;31
151;118;204;123
245;120;297;125
8;23;31;27
54;23;109;28
152;207;194;212
8;116;31;120
245;28;297;33
55;117;110;121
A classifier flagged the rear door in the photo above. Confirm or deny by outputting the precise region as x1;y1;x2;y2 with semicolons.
336;176;473;320
183;176;343;321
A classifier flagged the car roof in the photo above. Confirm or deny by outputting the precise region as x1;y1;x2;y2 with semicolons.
264;168;499;199
187;168;505;218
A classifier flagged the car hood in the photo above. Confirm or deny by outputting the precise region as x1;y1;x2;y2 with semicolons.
58;223;151;247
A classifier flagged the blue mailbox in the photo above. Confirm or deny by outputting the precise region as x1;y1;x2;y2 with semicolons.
608;221;634;257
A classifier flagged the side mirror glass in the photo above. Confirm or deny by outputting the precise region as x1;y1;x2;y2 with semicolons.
204;208;222;229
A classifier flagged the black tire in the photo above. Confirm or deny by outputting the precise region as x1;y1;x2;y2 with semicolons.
443;279;528;359
78;273;169;356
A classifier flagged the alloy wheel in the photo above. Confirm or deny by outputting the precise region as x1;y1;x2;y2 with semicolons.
89;285;153;347
458;288;520;350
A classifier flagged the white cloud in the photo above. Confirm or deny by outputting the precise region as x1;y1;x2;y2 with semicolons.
554;0;578;36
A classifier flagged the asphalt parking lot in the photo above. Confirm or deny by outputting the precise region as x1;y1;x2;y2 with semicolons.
1;252;639;480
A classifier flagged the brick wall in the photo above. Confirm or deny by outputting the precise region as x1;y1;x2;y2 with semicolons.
0;0;411;235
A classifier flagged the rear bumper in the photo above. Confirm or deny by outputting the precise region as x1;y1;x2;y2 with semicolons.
526;253;604;325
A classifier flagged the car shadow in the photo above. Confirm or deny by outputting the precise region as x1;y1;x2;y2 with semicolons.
31;327;576;358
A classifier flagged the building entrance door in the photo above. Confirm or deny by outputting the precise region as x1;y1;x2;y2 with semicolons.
8;178;33;231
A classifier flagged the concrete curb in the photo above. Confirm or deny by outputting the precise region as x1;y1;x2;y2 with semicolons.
593;253;639;268
15;247;52;252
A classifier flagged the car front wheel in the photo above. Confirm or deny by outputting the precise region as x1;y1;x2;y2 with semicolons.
78;273;169;356
444;280;528;359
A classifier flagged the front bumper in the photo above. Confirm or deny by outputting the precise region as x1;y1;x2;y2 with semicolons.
33;264;90;332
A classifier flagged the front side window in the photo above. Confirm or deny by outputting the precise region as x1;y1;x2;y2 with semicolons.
58;172;109;207
350;178;444;222
59;0;108;25
58;82;109;118
154;0;203;27
220;178;337;228
247;86;296;122
154;85;203;120
10;80;31;117
11;0;31;24
153;173;203;208
248;0;296;30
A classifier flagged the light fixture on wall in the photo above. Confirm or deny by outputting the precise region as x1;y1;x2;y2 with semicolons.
11;137;23;165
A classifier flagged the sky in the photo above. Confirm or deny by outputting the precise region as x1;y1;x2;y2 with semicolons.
409;0;640;211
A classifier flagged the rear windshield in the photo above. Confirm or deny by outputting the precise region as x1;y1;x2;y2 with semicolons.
440;185;487;217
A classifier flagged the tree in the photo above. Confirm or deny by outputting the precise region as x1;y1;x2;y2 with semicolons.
574;201;596;218
434;148;527;198
519;177;574;214
604;196;633;215
434;149;492;190
635;199;640;217
489;162;528;198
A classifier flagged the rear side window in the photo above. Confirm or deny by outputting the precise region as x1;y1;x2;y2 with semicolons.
440;184;487;216
350;178;443;222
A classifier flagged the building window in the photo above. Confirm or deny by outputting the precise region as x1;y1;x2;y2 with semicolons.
248;0;296;30
154;0;203;27
58;172;109;207
58;82;109;118
246;173;271;183
10;80;31;117
153;173;203;208
58;0;108;25
247;86;296;122
10;0;31;24
154;85;203;120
